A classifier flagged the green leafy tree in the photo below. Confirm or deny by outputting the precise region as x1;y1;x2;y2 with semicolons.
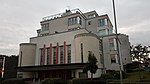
83;51;98;80
130;44;150;80
130;44;150;62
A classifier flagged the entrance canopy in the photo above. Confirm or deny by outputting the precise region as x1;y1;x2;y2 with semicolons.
17;63;86;72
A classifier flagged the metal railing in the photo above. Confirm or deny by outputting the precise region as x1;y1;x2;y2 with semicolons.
42;8;86;21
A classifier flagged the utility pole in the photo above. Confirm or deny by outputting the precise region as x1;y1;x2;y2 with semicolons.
112;0;123;84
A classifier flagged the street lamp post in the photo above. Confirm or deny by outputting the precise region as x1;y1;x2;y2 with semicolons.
112;0;123;84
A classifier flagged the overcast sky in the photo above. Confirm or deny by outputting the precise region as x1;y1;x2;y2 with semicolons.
0;0;150;55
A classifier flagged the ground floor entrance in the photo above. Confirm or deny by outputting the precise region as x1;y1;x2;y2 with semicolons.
38;70;72;80
17;63;87;79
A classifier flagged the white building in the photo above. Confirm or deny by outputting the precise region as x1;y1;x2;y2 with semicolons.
17;9;131;80
102;34;131;71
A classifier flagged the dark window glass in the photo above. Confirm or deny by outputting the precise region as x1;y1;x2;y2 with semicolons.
60;46;64;64
88;21;91;25
110;54;116;63
53;47;56;64
67;45;71;63
68;16;82;26
47;48;50;65
81;43;83;63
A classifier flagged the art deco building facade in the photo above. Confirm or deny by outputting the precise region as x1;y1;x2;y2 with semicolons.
17;9;131;79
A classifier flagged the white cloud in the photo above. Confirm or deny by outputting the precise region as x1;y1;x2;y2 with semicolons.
0;0;149;55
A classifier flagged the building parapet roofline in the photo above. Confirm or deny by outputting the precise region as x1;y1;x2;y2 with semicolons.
99;33;128;38
41;8;87;22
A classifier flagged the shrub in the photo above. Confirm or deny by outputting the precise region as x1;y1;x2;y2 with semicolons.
102;70;127;79
100;73;113;79
124;62;141;73
105;70;120;79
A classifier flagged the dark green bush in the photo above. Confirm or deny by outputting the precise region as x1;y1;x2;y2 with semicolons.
102;70;127;79
124;62;141;73
105;70;120;79
2;78;26;84
100;73;113;79
41;78;68;84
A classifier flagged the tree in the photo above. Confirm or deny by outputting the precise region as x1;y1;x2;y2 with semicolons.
83;51;98;80
130;44;150;80
130;44;150;62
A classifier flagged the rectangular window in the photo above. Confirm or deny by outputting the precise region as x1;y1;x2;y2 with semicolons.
78;17;82;25
60;46;64;64
0;58;3;67
47;48;50;65
109;43;114;50
41;23;49;31
98;29;108;36
72;71;76;78
88;14;95;18
88;21;91;25
74;17;77;24
40;48;44;65
68;18;71;26
99;41;102;51
67;45;71;63
110;54;117;63
99;18;107;26
81;43;83;63
53;47;56;64
68;16;82;26
109;38;116;51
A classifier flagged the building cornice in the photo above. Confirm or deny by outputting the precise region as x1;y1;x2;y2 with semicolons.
74;32;101;40
30;28;89;39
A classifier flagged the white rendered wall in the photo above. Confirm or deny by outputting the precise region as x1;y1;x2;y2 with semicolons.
102;34;131;70
74;35;101;65
19;43;36;66
30;29;88;65
74;34;103;78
